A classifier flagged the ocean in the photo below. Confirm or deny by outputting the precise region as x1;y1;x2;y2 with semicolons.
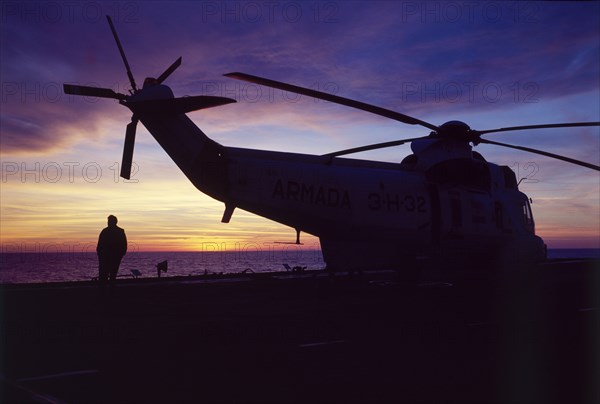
0;249;598;284
0;249;325;284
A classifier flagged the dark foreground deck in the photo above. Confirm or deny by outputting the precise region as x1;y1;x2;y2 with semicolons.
1;260;599;403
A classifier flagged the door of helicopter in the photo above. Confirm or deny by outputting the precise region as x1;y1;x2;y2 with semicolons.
436;185;504;261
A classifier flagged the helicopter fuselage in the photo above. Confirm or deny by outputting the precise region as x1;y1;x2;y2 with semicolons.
132;84;546;271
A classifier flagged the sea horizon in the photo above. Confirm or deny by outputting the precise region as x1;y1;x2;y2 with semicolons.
0;248;598;284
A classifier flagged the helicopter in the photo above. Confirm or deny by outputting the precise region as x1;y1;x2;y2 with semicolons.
64;16;599;273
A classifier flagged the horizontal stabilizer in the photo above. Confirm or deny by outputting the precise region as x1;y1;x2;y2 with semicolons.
126;95;236;115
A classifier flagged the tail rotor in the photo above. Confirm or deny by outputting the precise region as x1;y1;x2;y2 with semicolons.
64;15;184;180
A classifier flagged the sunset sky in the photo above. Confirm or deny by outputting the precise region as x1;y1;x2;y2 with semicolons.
1;1;599;254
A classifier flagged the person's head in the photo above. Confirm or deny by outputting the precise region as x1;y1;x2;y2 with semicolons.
107;215;118;226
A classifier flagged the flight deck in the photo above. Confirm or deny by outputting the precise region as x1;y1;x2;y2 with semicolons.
2;259;598;403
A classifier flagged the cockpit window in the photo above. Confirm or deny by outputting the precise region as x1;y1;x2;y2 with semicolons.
522;199;534;232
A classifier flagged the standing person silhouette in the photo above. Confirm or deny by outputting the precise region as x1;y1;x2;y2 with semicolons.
97;215;127;283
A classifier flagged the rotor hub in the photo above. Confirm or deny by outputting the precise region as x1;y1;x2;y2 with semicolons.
437;121;472;139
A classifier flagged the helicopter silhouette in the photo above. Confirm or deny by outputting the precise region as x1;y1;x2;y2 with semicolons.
64;16;599;273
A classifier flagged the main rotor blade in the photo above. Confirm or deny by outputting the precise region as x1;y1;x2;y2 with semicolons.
324;136;428;158
156;57;182;84
121;117;138;179
63;84;126;100
225;72;439;132
478;138;599;171
107;15;137;92
475;122;600;136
